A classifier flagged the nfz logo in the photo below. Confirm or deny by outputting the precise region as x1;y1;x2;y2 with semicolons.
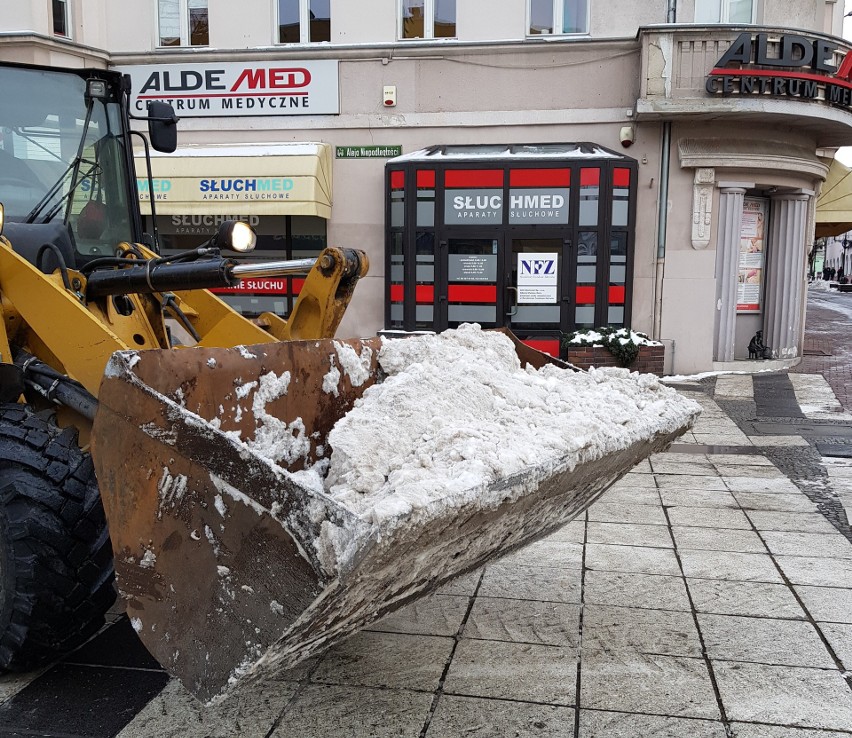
520;259;556;275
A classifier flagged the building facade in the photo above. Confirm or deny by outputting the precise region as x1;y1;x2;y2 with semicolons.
1;0;851;372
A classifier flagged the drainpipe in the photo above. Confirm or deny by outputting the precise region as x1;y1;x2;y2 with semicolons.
652;122;671;341
652;0;676;342
667;0;677;23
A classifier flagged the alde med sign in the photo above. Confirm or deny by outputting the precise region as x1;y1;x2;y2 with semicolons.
706;32;852;110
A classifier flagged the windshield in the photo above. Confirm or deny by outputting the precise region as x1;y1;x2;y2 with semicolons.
0;66;135;257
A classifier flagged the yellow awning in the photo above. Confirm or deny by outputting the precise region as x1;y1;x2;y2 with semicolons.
134;142;332;218
816;157;852;238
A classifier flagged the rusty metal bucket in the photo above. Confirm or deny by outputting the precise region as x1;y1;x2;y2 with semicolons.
91;333;694;703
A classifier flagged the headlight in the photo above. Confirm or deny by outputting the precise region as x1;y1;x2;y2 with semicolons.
216;220;256;253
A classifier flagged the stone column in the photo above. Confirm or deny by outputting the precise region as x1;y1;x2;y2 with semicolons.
713;187;746;362
763;193;810;359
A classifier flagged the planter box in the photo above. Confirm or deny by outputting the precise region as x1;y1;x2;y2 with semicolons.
565;344;665;374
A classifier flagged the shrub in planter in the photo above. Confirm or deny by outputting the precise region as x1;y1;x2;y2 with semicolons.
562;327;660;368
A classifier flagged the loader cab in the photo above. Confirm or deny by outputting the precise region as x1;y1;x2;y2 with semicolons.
0;62;142;270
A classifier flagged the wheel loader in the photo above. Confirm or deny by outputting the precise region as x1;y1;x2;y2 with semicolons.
0;60;699;704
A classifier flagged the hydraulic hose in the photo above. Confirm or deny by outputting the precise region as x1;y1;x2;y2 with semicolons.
14;350;98;421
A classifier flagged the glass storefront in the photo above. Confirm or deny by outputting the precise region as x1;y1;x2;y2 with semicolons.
385;144;637;357
144;213;327;317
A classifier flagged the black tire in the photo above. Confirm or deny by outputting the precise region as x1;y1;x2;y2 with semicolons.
0;403;116;671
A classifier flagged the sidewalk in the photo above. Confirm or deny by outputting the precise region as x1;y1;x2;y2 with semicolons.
110;389;852;737
2;294;852;737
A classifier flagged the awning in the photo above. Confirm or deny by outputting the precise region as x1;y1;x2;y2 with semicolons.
134;142;332;218
816;157;852;238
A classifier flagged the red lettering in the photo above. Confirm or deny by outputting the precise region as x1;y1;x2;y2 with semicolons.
836;51;852;82
230;68;312;91
269;68;311;89
230;68;266;92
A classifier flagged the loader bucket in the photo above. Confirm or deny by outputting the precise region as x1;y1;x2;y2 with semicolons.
91;327;699;703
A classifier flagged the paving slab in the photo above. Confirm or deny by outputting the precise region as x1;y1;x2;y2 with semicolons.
579;653;720;719
728;725;852;738
697;614;835;668
443;639;577;705
311;632;453;691
733;492;820;512
276;684;433;738
584;570;691;612
579;710;726;738
426;695;575;737
671;525;767;553
658;488;740;508
586;521;673;548
794;585;852;623
587;500;669;526
667;505;754;530
775;556;852;587
585;543;681;576
597;485;662;506
746;511;840;534
582;605;702;658
816;622;852;668
712;661;852;730
687;579;806;619
760;531;852;558
678;550;784;583
464;598;580;646
477;562;582;603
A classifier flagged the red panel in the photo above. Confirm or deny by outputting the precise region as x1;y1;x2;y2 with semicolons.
613;168;630;187
292;278;305;293
390;284;404;302
390;170;405;190
448;284;497;303
417;170;436;188
522;339;560;357
509;168;571;187
580;168;600;186
576;285;596;304
609;285;626;304
445;169;504;188
416;284;434;303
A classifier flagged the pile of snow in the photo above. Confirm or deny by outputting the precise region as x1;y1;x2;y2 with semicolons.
313;324;699;524
809;279;835;292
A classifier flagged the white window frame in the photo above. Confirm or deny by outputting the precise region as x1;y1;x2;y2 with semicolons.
398;0;456;41
527;0;590;37
277;0;330;44
694;0;756;23
52;0;71;38
157;0;208;47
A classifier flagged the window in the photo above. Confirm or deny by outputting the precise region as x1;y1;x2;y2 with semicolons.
694;0;754;23
529;0;589;35
158;0;209;47
52;0;70;37
278;0;330;44
400;0;456;40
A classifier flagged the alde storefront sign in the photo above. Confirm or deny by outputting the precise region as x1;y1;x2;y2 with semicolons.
117;60;339;117
706;32;852;110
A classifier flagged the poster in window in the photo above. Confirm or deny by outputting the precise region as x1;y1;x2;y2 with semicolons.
517;252;558;303
737;197;767;313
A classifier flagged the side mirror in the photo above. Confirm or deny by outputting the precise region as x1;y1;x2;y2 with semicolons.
147;101;178;154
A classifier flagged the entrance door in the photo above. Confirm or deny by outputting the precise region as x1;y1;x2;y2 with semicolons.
438;234;566;356
505;237;565;356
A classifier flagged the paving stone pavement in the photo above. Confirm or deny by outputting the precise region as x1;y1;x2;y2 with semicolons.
3;291;852;737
